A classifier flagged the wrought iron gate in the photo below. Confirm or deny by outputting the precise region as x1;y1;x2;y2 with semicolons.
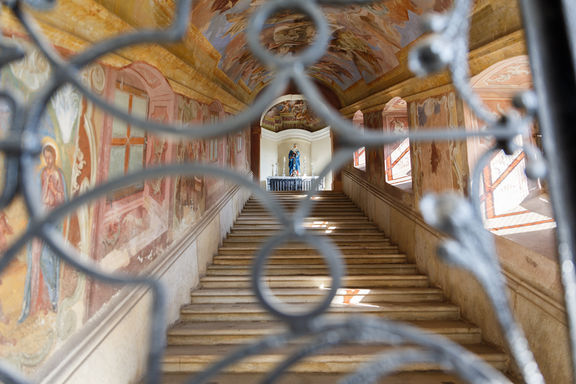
0;0;575;383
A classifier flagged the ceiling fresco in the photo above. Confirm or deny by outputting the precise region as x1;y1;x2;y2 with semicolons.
190;0;452;92
260;96;325;132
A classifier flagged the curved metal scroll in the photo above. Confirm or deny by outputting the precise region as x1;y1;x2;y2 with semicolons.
0;0;564;383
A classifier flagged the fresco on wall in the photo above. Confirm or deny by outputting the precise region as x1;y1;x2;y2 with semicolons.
191;0;453;90
0;39;250;373
173;96;206;233
0;41;87;372
411;93;467;200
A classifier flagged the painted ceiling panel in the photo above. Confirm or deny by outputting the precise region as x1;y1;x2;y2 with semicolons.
190;0;453;92
261;96;325;132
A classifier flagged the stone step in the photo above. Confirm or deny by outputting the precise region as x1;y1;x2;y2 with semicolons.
241;207;364;215
162;192;510;382
232;223;379;231
222;239;393;247
199;275;430;289
244;199;356;205
167;320;482;345
240;209;362;215
178;303;460;322
161;371;477;384
239;206;362;210
205;264;419;276
229;225;386;238
190;287;445;304
212;254;408;265
217;246;402;255
235;216;369;223
225;232;388;240
162;343;506;373
238;213;367;220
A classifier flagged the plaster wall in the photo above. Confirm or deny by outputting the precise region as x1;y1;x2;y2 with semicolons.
260;135;278;182
342;169;571;383
310;134;333;188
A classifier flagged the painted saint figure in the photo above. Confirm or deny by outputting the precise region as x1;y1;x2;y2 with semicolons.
288;144;300;177
19;144;66;322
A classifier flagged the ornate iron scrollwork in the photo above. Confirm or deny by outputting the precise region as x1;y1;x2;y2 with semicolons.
0;0;571;383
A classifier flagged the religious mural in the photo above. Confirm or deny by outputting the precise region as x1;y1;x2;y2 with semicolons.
173;96;206;234
0;40;85;371
190;0;453;90
261;98;324;132
0;37;249;374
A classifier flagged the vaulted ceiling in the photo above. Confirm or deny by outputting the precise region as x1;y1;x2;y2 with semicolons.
190;0;453;93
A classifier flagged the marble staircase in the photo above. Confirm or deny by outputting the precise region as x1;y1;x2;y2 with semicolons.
161;191;508;383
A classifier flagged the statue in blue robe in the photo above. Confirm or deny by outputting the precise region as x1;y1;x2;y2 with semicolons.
288;144;300;177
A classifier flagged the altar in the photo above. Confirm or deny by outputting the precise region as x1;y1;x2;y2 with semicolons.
266;176;324;191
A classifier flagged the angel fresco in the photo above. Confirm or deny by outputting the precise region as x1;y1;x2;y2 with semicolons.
19;144;66;322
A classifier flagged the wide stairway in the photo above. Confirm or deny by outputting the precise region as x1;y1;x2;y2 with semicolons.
162;191;509;383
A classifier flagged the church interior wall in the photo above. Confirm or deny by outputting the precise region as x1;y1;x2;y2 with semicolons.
0;0;571;382
0;29;252;381
259;134;278;184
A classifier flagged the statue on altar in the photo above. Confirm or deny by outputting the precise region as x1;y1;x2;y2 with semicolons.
288;143;300;176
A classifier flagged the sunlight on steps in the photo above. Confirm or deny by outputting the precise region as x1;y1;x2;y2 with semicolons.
160;191;511;383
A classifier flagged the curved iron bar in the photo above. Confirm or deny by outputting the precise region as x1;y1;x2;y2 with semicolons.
263;317;511;384
40;225;167;384
9;1;293;140
292;148;355;226
291;66;525;147
0;0;558;382
184;316;510;384
0;162;288;274
184;331;295;384
339;350;439;384
468;144;500;220
407;0;496;125
0;362;31;384
246;0;330;70
420;192;545;384
0;163;287;383
260;328;352;384
0;91;24;210
252;231;345;331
